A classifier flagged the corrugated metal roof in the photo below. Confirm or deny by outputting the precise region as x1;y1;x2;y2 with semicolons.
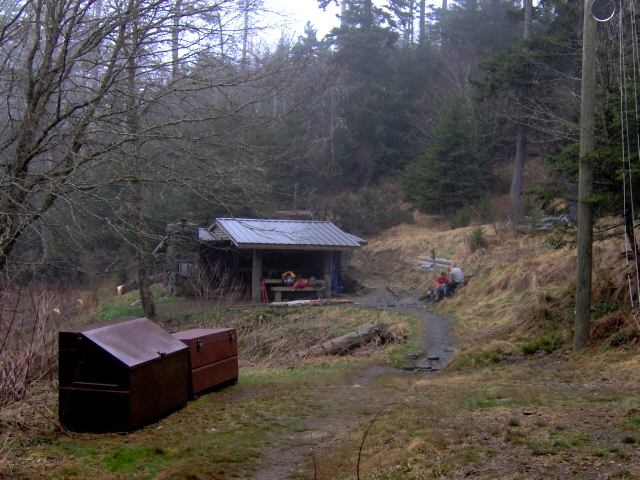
198;228;220;242
212;218;367;249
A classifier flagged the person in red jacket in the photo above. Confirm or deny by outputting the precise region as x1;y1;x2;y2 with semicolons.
435;271;449;300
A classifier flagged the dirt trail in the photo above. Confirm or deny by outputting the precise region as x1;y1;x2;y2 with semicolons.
249;278;455;479
352;277;456;372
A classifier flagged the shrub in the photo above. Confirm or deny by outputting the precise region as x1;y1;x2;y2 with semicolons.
450;208;472;229
522;334;563;355
468;225;488;252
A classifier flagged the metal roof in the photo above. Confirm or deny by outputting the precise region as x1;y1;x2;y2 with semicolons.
77;318;187;368
211;218;367;250
198;228;220;242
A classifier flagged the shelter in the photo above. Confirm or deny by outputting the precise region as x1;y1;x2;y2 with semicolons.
155;218;367;301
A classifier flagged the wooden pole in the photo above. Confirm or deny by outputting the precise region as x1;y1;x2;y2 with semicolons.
575;0;597;352
324;251;333;299
252;249;263;303
431;248;437;283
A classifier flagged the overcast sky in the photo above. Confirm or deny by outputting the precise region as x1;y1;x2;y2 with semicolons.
264;0;342;40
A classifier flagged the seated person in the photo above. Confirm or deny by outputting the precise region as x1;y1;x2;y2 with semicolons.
291;278;311;290
445;266;465;297
435;271;449;299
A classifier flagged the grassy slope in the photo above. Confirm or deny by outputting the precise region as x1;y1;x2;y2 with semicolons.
340;215;640;478
353;213;639;360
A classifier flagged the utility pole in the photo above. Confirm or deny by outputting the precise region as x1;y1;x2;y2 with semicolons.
575;0;597;352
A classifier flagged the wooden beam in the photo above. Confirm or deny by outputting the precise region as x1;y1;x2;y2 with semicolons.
252;249;263;303
324;251;333;299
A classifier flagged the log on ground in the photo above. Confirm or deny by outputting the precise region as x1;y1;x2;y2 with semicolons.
297;323;388;357
117;273;164;295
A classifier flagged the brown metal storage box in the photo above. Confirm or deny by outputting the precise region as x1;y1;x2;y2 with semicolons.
59;317;189;432
171;328;238;398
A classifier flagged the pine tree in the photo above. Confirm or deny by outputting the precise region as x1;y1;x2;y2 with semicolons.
401;99;494;213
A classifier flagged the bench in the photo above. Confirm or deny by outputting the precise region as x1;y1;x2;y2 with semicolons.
267;279;327;302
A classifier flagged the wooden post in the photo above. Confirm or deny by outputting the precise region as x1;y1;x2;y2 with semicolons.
575;0;597;352
431;248;437;283
324;251;333;299
252;249;263;303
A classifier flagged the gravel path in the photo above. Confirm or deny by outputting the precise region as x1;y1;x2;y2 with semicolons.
351;277;456;372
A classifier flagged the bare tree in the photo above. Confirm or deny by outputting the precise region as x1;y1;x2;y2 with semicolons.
0;0;325;286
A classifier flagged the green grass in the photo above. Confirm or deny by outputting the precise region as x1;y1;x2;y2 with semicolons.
388;312;421;369
103;446;165;475
451;348;501;369
522;334;563;355
97;302;143;320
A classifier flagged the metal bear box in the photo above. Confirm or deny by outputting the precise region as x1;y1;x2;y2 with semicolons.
171;328;238;398
59;317;189;432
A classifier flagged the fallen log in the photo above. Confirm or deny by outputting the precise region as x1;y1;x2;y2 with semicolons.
418;256;454;265
227;298;353;311
269;298;353;308
308;298;352;306
417;261;455;269
297;322;388;357
116;273;164;295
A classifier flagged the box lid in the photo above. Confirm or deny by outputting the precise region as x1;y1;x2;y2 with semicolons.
65;318;187;368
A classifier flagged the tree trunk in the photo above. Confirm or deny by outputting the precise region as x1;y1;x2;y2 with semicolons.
419;0;426;44
172;0;183;80
509;127;526;225
575;0;597;352
127;42;156;319
523;0;532;39
509;0;533;227
363;0;373;29
407;0;414;45
242;0;249;64
132;185;156;319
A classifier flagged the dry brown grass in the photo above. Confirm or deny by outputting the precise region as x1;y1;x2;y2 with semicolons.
353;216;640;368
198;307;412;369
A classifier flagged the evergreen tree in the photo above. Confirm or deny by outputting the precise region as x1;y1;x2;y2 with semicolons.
401;98;495;213
439;0;524;57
